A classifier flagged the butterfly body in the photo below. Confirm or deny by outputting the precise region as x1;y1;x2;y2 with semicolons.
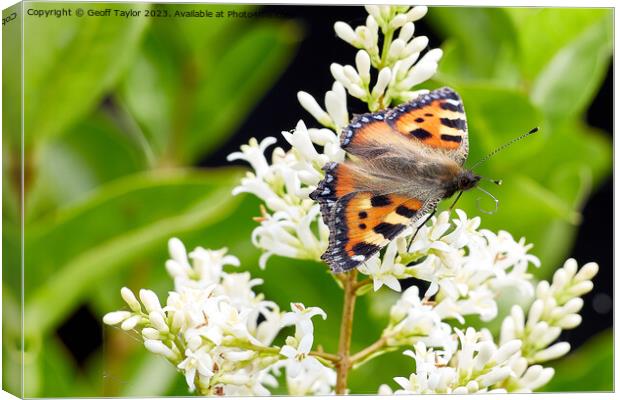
310;87;478;273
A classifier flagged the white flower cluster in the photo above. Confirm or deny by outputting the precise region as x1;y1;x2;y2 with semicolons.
226;123;343;268
361;209;540;321
330;5;442;111
230;5;442;270
377;258;598;394
103;238;335;396
496;259;599;391
379;329;520;394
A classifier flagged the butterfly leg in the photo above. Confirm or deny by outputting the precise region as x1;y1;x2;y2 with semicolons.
448;191;464;213
407;208;437;249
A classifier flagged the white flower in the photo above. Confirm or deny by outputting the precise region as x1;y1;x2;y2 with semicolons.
102;310;131;325
120;315;141;331
230;5;444;268
384;286;454;358
393;343;458;394
508;360;555;392
358;239;405;292
278;334;336;395
298;82;349;131
177;347;215;392
120;287;141;312
286;359;336;396
139;289;162;314
144;339;177;360
281;302;327;336
227;137;277;178
279;334;321;379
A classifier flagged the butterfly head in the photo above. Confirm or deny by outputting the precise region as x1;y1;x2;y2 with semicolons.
456;170;481;192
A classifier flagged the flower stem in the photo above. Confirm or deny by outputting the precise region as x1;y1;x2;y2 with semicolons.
353;278;372;293
379;29;394;68
310;350;340;364
335;269;358;394
350;336;388;366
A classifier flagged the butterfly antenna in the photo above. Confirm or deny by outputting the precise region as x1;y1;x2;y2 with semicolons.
485;178;503;186
470;127;539;171
475;186;499;214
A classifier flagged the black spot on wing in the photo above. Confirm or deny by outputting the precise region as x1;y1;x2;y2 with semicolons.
352;242;380;256
440;101;464;113
438;88;459;100
415;117;425;123
440;134;463;143
387;87;461;123
321;192;380;273
358;211;368;219
396;205;417;218
440;118;466;130
371;195;392;207
373;222;406;240
410;128;433;140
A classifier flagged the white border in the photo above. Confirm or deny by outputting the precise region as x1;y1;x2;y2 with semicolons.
0;1;615;400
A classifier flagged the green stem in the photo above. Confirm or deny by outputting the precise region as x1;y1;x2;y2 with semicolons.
379;29;394;68
224;339;339;367
353;278;372;293
350;336;387;366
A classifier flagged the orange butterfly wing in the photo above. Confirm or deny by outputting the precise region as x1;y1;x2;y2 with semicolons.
386;87;469;164
310;163;426;272
322;191;424;272
312;87;469;272
340;87;468;164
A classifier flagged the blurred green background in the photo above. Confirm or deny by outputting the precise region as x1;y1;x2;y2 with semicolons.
2;3;612;396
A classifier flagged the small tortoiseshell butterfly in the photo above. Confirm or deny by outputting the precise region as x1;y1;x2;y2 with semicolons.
310;87;481;273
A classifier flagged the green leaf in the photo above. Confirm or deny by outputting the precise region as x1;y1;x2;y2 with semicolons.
97;328;170;396
543;329;613;391
428;7;519;83
507;8;611;80
184;20;300;162
24;3;150;141
531;14;612;117
2;285;23;396
25;110;150;221
24;168;244;338
120;9;300;164
120;353;178;397
3;218;21;292
31;336;95;397
449;84;542;168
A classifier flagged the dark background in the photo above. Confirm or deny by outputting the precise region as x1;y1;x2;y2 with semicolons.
59;5;612;370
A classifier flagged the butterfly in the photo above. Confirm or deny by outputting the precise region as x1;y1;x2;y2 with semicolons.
309;87;481;273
